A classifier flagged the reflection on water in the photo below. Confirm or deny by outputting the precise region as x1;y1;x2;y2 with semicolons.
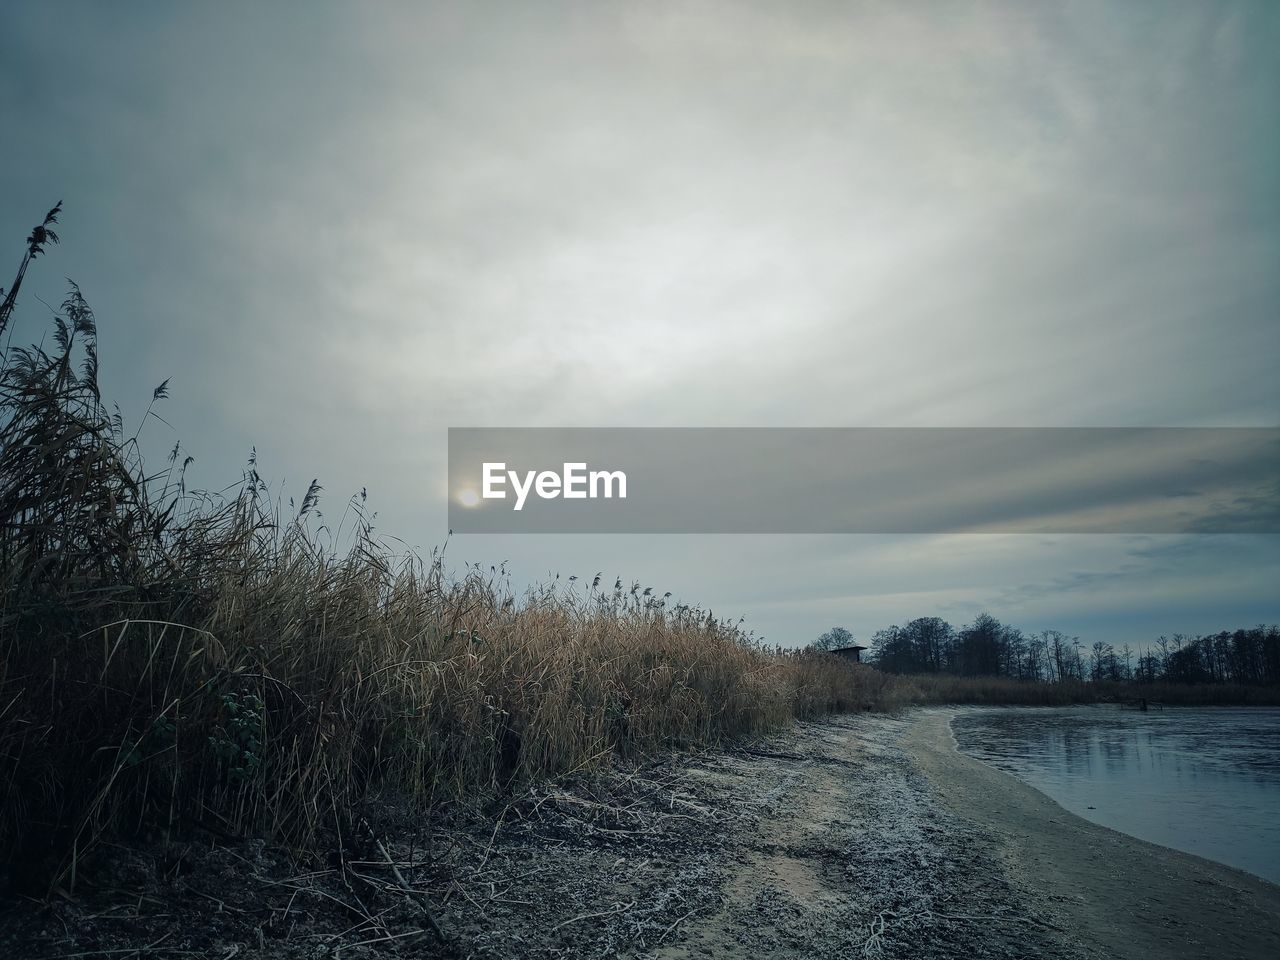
951;706;1280;885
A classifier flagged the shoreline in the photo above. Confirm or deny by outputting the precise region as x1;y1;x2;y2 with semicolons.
4;709;1278;958
903;708;1280;960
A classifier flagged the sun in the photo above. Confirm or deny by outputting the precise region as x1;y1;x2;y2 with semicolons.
457;488;480;508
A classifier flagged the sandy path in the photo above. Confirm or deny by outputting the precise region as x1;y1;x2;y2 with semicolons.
650;714;1087;959
902;709;1280;960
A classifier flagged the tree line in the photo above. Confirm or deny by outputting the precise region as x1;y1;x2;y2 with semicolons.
812;616;1280;686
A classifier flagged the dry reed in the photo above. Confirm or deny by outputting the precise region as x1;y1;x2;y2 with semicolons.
0;205;898;894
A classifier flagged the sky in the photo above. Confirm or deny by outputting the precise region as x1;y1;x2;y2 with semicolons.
2;0;1277;649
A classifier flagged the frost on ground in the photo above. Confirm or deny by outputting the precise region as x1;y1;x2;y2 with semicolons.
0;713;1089;959
649;714;1087;960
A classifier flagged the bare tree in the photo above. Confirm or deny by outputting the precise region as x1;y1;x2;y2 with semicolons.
811;626;855;652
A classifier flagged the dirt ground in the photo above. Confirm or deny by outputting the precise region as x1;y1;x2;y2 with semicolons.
3;709;1277;958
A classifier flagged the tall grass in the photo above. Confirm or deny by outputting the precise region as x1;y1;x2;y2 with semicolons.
0;207;898;894
900;674;1280;706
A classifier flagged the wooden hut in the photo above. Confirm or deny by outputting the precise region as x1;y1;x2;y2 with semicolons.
830;644;867;664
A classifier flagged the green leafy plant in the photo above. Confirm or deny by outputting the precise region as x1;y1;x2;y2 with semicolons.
210;692;265;782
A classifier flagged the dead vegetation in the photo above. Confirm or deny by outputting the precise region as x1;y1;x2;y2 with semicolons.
898;673;1280;706
0;205;901;905
0;739;742;957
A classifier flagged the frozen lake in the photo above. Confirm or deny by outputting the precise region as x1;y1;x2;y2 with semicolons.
951;705;1280;885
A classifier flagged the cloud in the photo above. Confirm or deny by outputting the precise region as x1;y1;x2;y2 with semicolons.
2;0;1276;647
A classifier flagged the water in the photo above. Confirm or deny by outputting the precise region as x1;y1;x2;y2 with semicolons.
950;706;1280;885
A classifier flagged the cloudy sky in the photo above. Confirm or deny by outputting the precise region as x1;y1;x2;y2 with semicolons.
3;1;1277;648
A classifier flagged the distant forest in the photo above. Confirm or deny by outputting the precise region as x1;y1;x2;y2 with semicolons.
821;617;1280;686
